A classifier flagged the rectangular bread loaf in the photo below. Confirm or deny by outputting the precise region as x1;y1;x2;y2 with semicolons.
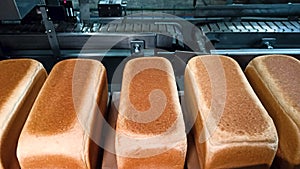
115;57;187;169
245;55;300;169
184;55;278;169
17;59;108;169
0;59;47;169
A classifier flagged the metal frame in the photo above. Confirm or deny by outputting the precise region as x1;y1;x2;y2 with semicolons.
40;6;61;58
79;0;90;23
45;0;59;5
0;44;3;57
211;48;300;55
193;4;300;18
125;3;300;18
0;0;42;20
1;2;300;69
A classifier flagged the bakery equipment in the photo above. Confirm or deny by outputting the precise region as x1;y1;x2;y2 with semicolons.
0;0;42;20
98;0;127;17
0;0;299;89
0;1;299;87
0;1;299;66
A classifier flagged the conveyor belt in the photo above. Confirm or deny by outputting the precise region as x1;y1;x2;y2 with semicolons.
0;22;181;35
0;22;183;51
200;21;300;49
201;21;300;33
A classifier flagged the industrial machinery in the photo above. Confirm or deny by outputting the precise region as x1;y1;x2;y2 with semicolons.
0;0;300;88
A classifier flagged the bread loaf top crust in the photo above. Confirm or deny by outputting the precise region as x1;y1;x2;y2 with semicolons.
24;59;105;136
186;55;277;144
0;60;30;109
249;55;300;129
0;59;46;128
127;68;177;134
115;57;187;159
117;57;182;136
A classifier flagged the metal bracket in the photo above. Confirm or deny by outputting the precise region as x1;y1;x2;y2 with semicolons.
40;6;61;59
261;38;276;49
0;44;4;57
79;0;90;23
130;40;144;56
46;0;59;5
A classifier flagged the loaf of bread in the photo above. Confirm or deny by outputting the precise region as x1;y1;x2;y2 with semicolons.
245;55;300;169
17;59;108;169
115;57;187;169
184;55;278;169
0;59;47;169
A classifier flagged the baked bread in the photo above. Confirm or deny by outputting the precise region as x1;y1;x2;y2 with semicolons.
0;59;47;169
245;55;300;169
115;57;187;169
17;59;108;169
184;55;278;169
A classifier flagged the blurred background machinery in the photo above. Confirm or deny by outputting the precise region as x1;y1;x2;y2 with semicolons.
0;0;300;89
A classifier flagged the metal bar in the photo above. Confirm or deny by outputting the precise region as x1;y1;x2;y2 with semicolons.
149;24;159;32
241;22;253;32
166;25;175;34
266;22;278;31
142;24;150;32
40;6;60;59
282;21;297;32
193;4;300;18
91;23;101;32
82;24;91;33
225;22;240;32
0;44;3;57
217;22;228;32
291;21;300;28
158;24;167;33
107;24;117;32
200;25;210;33
133;23;142;32
211;49;300;55
79;0;90;23
99;24;108;32
125;23;134;32
258;22;274;32
274;22;289;32
116;23;125;32
208;23;220;32
6;49;155;57
45;0;59;5
290;21;300;32
249;22;264;32
233;22;246;31
74;23;84;32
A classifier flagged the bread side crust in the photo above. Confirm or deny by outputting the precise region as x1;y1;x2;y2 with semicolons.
252;55;300;128
0;59;47;169
245;56;300;166
185;55;278;169
116;57;187;169
184;60;207;169
17;59;107;169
